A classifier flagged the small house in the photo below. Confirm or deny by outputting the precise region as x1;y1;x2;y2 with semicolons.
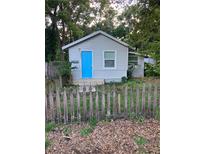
62;30;144;85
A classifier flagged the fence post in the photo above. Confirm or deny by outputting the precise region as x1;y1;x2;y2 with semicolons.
49;90;54;122
63;87;68;124
136;85;139;114
118;93;121;114
45;92;48;121
56;87;61;123
101;86;105;119
83;85;87;121
113;86;116;118
153;84;158;114
141;84;146;113
107;88;111;117
95;87;99;120
70;89;74;122
148;84;152;115
124;85;128;117
59;76;62;88
89;85;93;118
130;86;134;113
77;89;81;122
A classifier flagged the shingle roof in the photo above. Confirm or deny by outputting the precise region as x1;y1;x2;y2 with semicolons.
62;30;135;50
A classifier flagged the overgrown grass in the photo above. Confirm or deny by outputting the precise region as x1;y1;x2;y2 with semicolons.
63;127;71;136
80;117;98;137
45;122;56;133
134;135;147;145
45;137;51;149
80;127;93;137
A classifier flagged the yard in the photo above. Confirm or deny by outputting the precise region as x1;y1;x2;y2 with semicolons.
46;118;159;154
45;77;160;154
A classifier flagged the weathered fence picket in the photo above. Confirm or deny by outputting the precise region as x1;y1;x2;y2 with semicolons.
101;86;105;118
117;93;121;114
148;84;152;114
89;86;93;118
45;92;48;121
70;90;74;122
113;86;116;117
153;84;158;114
45;83;160;123
95;89;99;120
63;88;68;124
83;86;87;120
124;85;128;116
56;88;61;123
136;86;139;113
141;84;146;112
130;86;134;113
107;90;111;117
77;89;81;121
49;91;54;122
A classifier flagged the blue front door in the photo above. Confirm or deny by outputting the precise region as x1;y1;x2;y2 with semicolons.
81;51;92;78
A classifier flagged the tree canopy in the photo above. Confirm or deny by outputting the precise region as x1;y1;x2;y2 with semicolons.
45;0;160;73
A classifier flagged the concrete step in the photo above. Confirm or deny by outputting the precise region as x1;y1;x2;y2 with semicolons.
73;79;104;86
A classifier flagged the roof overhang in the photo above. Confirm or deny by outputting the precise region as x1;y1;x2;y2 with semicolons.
62;30;135;51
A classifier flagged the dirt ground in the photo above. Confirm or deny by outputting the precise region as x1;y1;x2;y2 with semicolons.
46;119;159;154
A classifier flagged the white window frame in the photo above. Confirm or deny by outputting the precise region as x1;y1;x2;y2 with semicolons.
103;50;117;69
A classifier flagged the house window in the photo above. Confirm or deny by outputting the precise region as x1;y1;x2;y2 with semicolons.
104;51;116;68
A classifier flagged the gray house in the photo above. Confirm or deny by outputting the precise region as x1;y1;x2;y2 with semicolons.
62;30;143;85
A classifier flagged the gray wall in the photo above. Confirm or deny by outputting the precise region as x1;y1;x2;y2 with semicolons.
68;34;128;82
132;56;144;77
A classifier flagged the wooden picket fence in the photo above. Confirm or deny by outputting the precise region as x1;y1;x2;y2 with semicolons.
45;83;160;123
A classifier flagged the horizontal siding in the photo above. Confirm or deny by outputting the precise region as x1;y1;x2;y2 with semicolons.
69;34;128;81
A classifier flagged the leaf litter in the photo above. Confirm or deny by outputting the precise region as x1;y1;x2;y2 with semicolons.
46;119;159;154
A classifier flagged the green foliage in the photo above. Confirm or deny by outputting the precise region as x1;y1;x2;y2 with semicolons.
89;117;97;128
45;0;160;76
80;127;93;137
127;64;135;79
155;106;160;120
45;122;56;133
136;115;145;124
63;127;71;136
144;62;160;77
134;135;147;145
121;76;128;83
53;61;71;77
45;137;51;149
80;117;98;137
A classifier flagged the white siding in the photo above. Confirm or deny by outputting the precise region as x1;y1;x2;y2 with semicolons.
68;34;128;82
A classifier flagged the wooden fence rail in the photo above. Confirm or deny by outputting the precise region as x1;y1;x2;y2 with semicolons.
45;83;160;123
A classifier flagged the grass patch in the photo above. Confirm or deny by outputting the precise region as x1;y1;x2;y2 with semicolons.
45;137;51;149
45;122;56;133
80;117;98;137
89;117;97;128
63;127;71;136
134;135;147;145
80;127;93;137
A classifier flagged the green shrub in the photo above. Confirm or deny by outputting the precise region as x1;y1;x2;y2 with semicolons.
121;76;127;83
144;62;160;77
45;122;56;133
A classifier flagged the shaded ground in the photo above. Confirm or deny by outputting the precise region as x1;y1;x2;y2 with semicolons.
46;119;159;154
